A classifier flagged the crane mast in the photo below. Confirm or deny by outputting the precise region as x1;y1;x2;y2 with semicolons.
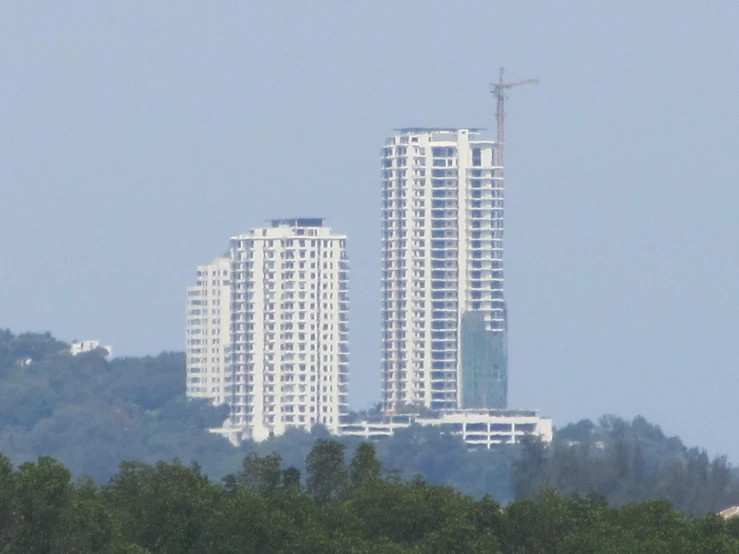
489;68;538;175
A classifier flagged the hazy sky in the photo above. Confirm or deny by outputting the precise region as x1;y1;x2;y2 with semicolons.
2;2;738;458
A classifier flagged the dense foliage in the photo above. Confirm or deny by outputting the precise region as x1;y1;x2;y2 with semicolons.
3;444;739;553
1;329;738;517
0;330;514;496
0;330;233;482
515;416;739;516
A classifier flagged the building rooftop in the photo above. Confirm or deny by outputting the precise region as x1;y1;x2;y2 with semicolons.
393;127;486;134
270;218;325;228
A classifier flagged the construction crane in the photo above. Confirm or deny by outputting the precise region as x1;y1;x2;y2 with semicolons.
489;68;538;173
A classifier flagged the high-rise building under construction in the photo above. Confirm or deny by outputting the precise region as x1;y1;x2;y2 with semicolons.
380;128;507;412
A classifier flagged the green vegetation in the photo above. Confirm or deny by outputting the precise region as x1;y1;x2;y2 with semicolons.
2;444;739;553
516;416;739;516
0;330;513;497
1;328;738;522
0;330;233;482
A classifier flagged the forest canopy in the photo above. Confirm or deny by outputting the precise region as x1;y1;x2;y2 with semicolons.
0;329;737;517
2;443;739;553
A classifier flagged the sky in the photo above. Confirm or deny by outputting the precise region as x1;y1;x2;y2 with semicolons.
2;2;738;458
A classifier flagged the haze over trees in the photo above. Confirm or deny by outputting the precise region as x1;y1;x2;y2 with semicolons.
0;330;233;481
1;329;738;517
516;417;739;516
3;443;739;553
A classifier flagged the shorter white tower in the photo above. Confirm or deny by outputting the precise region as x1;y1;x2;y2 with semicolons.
186;256;231;405
227;218;349;441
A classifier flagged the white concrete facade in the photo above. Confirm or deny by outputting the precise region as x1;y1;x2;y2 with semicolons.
340;409;552;447
186;256;231;405
70;340;112;358
226;219;349;441
381;128;506;413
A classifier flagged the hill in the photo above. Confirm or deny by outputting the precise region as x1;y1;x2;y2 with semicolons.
0;329;737;515
0;330;233;481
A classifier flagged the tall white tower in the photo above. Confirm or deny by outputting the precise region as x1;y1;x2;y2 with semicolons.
380;128;507;413
227;218;349;441
186;256;231;405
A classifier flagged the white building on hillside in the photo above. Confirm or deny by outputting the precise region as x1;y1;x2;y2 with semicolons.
185;256;231;405
224;218;350;442
70;340;112;358
381;128;507;413
340;409;552;448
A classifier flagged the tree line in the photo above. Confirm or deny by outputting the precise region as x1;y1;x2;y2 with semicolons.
1;329;738;518
515;416;739;516
0;330;514;497
3;442;739;553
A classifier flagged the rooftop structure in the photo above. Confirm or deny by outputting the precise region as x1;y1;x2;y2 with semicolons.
269;217;326;228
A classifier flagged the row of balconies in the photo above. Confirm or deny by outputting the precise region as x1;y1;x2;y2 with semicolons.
229;404;336;415
430;271;458;281
431;299;459;309
466;205;504;214
466;248;503;257
430;291;458;300
430;231;458;240
465;167;499;175
468;186;504;195
428;243;458;251
467;222;504;232
465;277;505;288
380;351;449;361
381;355;458;367
430;167;458;177
467;228;504;238
430;261;459;270
381;221;409;229
380;225;408;234
431;178;459;189
467;198;503;209
466;211;504;221
430;220;458;230
465;249;503;260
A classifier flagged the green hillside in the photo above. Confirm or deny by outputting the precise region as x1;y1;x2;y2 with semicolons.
0;329;737;516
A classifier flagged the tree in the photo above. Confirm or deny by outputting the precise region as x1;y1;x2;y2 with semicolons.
1;450;739;551
1;456;117;554
282;467;301;490
225;453;283;495
105;460;218;554
349;442;381;490
511;435;549;500
52;477;118;554
0;453;13;548
502;489;575;553
306;440;348;502
196;489;293;554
